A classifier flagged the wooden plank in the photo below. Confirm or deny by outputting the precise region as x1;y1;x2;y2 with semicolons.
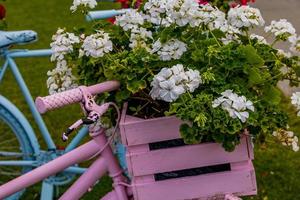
132;161;257;200
128;137;250;176
121;116;183;146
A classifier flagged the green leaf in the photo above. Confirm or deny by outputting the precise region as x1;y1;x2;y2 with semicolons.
294;66;300;77
262;85;281;105
115;90;130;103
238;45;264;67
191;49;205;62
194;113;207;127
126;79;147;93
248;67;263;85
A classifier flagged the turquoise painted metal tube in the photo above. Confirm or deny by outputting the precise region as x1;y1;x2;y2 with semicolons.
8;49;52;58
64;166;86;174
65;126;89;152
0;60;8;83
0;160;36;166
86;9;130;21
40;182;54;200
7;57;56;150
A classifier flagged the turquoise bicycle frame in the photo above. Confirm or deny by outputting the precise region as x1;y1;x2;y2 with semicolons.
0;48;88;199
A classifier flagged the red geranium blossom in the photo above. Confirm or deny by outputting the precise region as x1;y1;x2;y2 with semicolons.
0;4;6;20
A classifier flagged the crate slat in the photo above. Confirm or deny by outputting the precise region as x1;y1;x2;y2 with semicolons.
127;137;251;176
131;161;256;200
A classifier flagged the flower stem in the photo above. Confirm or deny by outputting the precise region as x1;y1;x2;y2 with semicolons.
209;30;221;47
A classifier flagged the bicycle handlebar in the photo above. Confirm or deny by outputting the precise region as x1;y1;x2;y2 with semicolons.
35;81;120;114
85;9;131;21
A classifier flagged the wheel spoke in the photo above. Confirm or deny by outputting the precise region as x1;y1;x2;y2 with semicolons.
0;105;36;198
0;137;18;146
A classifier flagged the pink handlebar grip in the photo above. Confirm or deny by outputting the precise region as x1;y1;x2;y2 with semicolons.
35;81;120;114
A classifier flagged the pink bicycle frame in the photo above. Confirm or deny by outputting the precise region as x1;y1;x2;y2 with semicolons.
0;127;128;200
0;81;128;200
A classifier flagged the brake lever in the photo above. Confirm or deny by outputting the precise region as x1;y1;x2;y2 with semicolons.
62;105;110;142
61;111;100;141
62;86;111;142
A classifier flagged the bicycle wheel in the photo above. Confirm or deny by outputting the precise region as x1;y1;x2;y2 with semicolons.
0;96;38;200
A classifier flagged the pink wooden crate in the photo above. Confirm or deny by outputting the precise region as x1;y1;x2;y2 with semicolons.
120;103;257;200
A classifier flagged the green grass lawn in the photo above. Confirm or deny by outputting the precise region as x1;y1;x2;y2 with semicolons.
1;1;300;199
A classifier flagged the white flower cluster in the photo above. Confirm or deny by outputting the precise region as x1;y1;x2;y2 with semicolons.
129;27;153;50
264;19;296;40
166;0;200;27
70;0;97;12
221;25;241;45
197;4;227;31
291;92;300;116
151;39;187;61
150;64;202;102
47;60;78;95
48;28;80;94
115;9;144;31
143;0;170;26
273;129;299;152
50;28;80;61
250;34;267;44
228;5;265;29
212;90;254;123
80;31;113;58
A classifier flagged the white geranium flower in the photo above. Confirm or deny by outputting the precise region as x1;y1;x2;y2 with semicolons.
264;19;296;41
289;35;300;54
129;27;152;50
291;92;300;116
47;60;78;94
151;39;187;61
277;49;292;58
150;64;202;102
81;31;113;58
70;0;97;12
273;129;300;152
250;34;267;44
228;5;265;29
184;69;202;92
115;9;144;31
221;25;241;44
143;0;171;26
212;90;254;123
193;4;227;31
50;28;80;62
207;9;227;31
165;0;200;27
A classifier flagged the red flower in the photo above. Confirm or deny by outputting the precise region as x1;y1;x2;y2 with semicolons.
117;0;130;8
240;0;247;5
0;4;6;20
230;2;238;8
198;0;208;5
135;0;143;8
107;17;116;24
